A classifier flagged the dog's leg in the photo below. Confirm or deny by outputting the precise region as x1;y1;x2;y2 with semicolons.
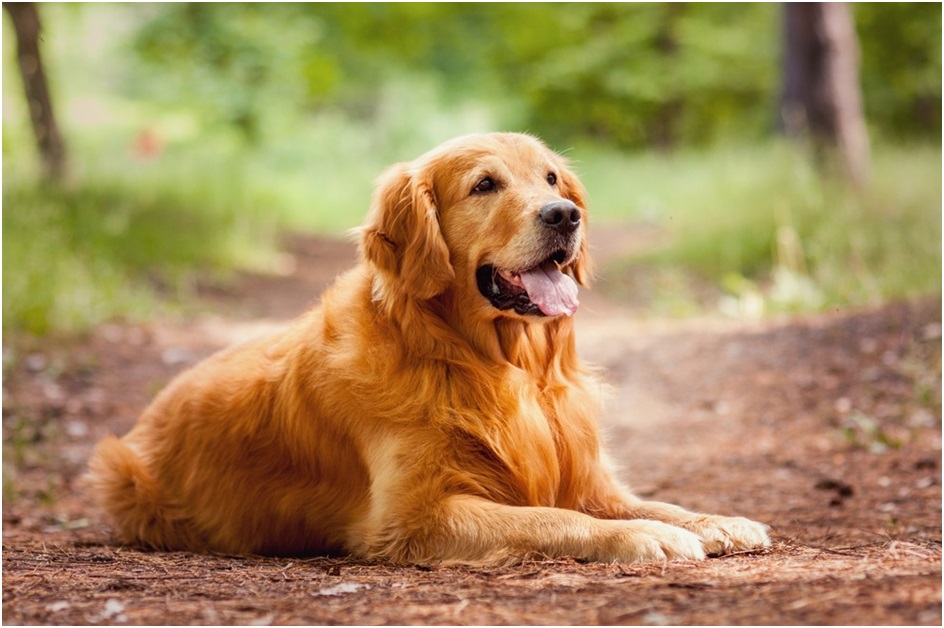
577;465;770;556
614;497;771;556
356;495;707;566
586;478;770;555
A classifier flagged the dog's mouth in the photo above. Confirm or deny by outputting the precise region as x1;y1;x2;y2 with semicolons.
476;250;579;317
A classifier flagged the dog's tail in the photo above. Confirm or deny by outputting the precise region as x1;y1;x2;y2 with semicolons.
85;435;198;550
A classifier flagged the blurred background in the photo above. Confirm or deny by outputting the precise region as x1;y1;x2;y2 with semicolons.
3;2;941;338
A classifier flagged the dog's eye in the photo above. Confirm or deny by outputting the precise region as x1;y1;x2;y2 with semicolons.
546;172;557;186
472;177;497;194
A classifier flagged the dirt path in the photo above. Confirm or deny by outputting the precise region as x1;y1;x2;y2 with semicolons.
3;233;941;625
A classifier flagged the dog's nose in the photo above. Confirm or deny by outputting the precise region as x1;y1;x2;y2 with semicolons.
539;200;581;235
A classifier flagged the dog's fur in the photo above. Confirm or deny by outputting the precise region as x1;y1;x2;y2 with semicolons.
86;133;769;564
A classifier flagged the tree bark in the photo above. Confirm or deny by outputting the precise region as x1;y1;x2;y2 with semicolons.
4;2;66;180
781;2;870;187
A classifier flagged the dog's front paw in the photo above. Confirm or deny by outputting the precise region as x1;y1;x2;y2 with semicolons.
607;520;707;563
683;515;771;556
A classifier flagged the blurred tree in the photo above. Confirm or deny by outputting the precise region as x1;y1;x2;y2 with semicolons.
116;3;938;151
132;3;291;143
781;2;870;186
854;2;942;141
487;3;778;149
121;3;781;150
4;1;66;179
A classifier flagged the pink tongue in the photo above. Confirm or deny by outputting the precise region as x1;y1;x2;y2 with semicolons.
519;262;579;317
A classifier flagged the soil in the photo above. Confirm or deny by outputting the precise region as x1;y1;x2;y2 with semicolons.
3;231;941;626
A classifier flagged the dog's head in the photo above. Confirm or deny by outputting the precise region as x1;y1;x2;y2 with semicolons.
361;132;591;320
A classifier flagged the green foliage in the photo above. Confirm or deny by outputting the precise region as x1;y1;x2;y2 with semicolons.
488;3;780;147
855;3;942;140
130;4;324;142
118;3;939;148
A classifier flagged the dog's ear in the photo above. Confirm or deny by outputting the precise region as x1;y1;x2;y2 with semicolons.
360;163;455;299
558;163;594;287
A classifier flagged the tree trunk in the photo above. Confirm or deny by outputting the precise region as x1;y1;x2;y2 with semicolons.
650;3;683;150
781;2;870;187
4;2;66;180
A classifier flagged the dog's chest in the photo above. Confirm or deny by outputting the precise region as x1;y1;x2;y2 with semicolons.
464;383;593;509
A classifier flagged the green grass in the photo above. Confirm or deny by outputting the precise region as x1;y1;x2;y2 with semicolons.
2;153;282;337
575;141;942;315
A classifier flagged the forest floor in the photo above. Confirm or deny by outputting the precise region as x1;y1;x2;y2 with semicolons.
2;231;941;625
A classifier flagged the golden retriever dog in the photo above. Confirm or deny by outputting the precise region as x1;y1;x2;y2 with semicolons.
87;132;770;564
